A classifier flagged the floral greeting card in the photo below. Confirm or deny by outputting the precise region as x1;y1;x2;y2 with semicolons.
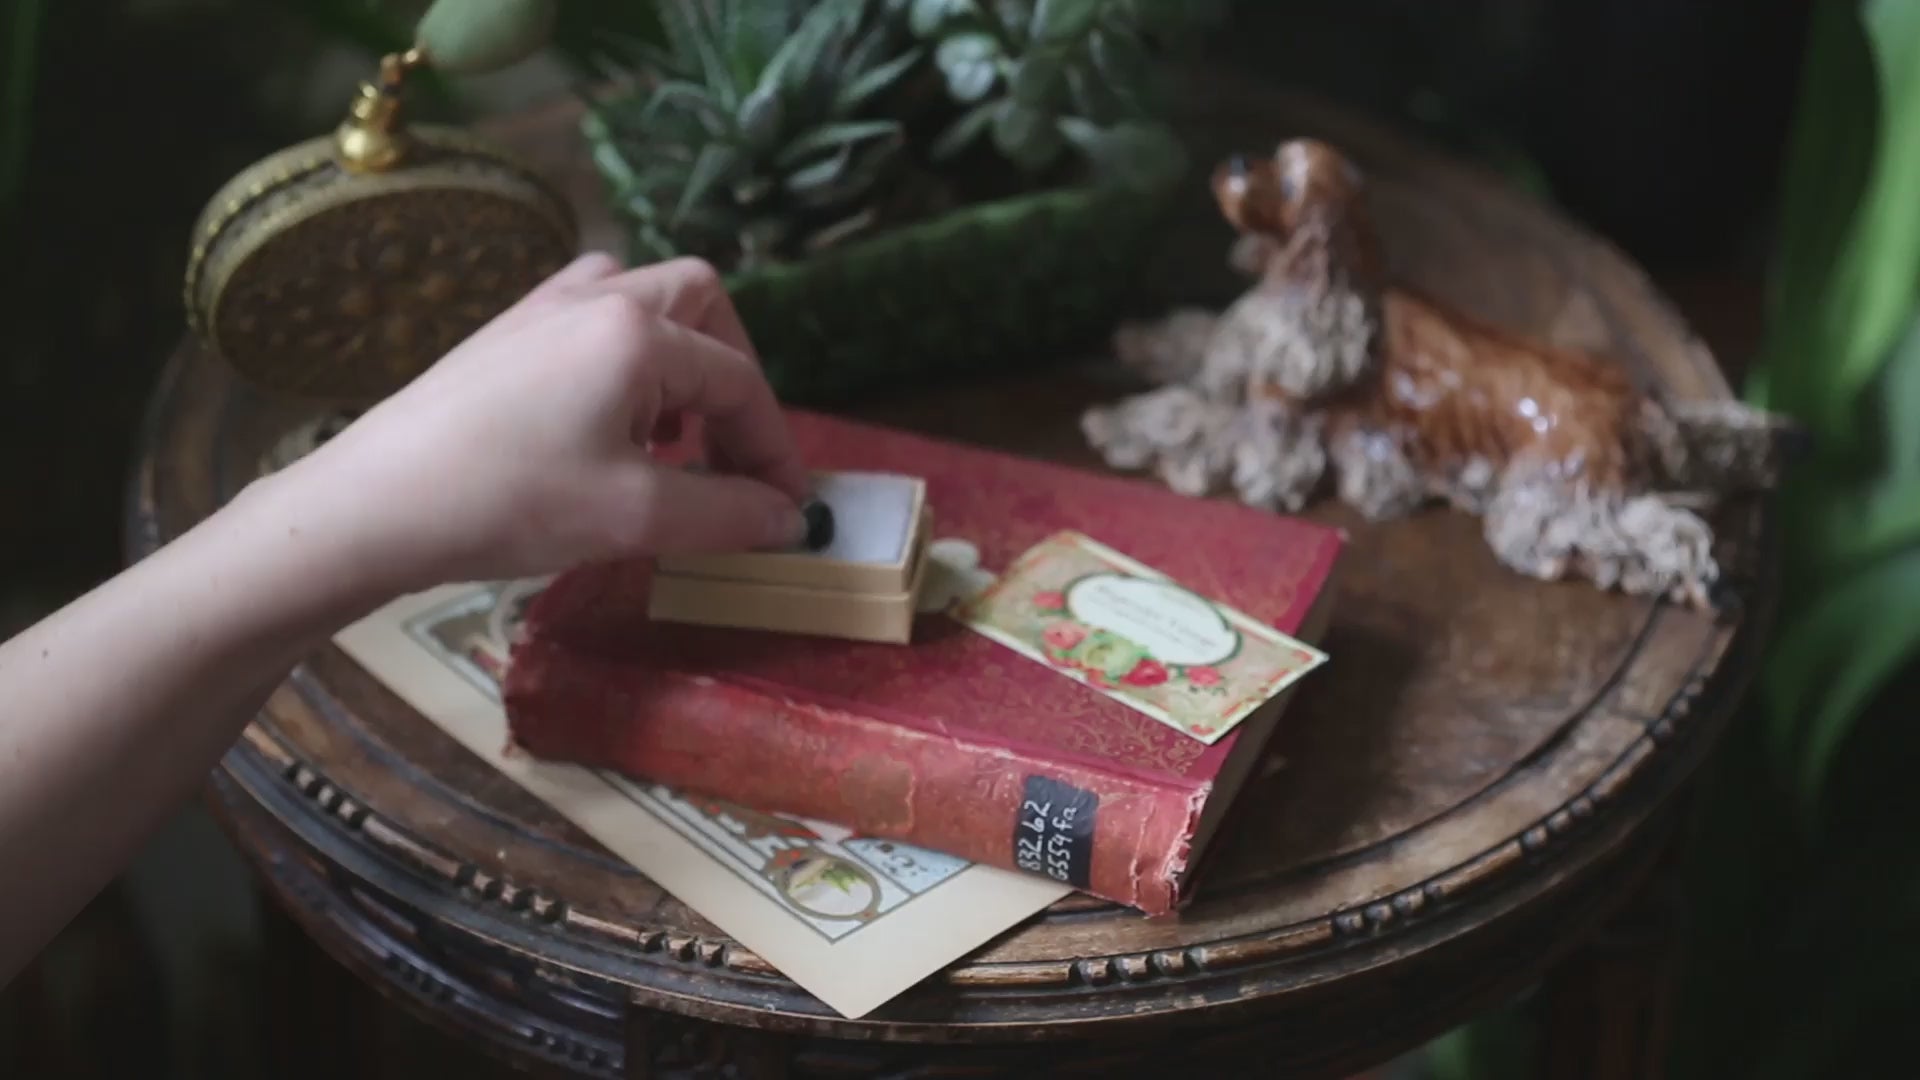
953;531;1328;744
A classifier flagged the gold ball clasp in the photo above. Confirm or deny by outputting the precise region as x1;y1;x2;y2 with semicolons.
334;48;427;174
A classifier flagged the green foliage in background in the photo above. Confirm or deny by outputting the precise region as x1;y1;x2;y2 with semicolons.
903;0;1220;192
1685;3;1920;1071
0;0;46;211
1747;0;1920;815
1434;2;1920;1078
583;0;1219;273
579;0;1197;401
584;0;923;267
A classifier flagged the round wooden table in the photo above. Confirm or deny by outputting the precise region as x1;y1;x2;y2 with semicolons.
126;88;1776;1079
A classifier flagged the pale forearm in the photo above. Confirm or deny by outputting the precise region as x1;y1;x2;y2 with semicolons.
0;253;815;984
0;464;396;982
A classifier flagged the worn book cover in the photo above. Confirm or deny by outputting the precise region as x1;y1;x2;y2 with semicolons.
504;410;1344;914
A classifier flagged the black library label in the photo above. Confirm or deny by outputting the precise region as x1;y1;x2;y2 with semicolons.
1013;775;1098;888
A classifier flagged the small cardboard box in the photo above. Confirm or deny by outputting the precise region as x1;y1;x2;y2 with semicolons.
649;472;931;644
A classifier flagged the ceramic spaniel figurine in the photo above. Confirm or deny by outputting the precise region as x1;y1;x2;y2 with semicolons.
1082;139;1803;608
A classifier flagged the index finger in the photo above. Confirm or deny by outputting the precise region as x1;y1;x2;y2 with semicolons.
596;257;760;360
582;260;804;493
613;308;809;502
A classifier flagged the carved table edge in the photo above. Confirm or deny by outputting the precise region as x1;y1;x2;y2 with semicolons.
218;779;630;1078
200;522;1773;998
205;722;1688;1054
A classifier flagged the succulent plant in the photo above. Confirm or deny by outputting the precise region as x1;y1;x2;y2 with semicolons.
904;0;1226;192
582;0;923;269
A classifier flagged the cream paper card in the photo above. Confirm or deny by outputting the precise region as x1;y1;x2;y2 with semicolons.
956;531;1329;744
332;580;1070;1020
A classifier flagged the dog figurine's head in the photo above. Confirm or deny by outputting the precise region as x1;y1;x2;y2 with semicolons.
1212;139;1366;241
1206;139;1384;401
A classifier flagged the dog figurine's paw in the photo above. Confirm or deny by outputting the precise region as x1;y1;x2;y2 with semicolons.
918;538;995;614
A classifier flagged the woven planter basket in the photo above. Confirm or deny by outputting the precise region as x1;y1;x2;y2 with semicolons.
688;180;1177;405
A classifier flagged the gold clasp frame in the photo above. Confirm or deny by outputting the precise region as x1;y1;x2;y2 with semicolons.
335;48;428;174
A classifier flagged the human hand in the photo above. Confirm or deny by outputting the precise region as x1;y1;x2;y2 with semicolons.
262;252;812;598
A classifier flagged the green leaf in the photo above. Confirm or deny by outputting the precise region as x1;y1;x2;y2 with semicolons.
1788;477;1920;587
935;31;1002;102
911;0;978;37
1058;118;1185;191
993;101;1063;171
1882;308;1920;481
1423;1006;1537;1080
735;82;785;153
774;120;902;169
640;80;733;137
760;0;862;97
682;0;745;106
987;0;1031;46
632;223;682;263
1008;52;1065;107
673;143;738;228
1762;548;1920;817
1775;317;1920;586
931;100;999;159
836;46;926;112
619;188;663;226
782;158;856;205
1031;0;1100;42
726;0;792;86
654;2;711;86
842;13;895;72
583;111;638;182
783;140;898;210
608;34;691;81
1086;27;1155;115
1754;0;1920;451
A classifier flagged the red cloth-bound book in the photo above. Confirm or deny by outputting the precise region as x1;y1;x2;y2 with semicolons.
503;410;1344;915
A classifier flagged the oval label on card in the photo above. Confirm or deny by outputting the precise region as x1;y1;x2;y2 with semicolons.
1065;574;1239;666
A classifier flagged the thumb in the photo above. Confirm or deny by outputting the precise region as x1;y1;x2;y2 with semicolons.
612;464;807;556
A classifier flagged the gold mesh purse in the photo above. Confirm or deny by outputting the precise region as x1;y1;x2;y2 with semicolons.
182;1;578;403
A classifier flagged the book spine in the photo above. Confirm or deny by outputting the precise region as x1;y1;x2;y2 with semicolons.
503;639;1205;915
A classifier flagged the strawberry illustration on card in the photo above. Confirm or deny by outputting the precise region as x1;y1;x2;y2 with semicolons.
954;531;1328;744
